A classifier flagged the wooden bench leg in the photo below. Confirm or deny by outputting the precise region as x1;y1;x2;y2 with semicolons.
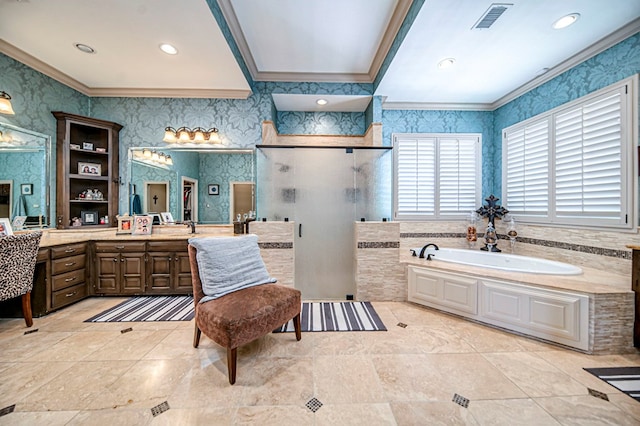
21;292;33;328
227;347;237;385
293;313;301;341
193;324;201;348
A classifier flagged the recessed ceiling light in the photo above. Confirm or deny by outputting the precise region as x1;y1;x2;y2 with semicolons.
160;43;178;55
438;58;456;69
552;13;580;29
74;43;95;54
316;99;328;106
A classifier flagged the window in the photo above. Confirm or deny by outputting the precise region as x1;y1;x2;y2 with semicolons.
503;77;636;229
394;134;482;220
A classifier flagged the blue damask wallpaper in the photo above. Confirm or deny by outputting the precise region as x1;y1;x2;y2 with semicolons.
492;32;640;196
277;111;365;135
0;151;46;219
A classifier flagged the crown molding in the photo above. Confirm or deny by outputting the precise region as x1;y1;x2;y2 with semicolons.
366;0;413;82
0;39;251;99
217;0;260;81
0;39;92;96
491;17;640;110
253;71;372;83
382;101;493;111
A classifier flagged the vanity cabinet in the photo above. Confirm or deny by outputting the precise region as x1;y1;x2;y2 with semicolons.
53;111;122;229
94;242;146;295
49;243;88;309
146;241;192;294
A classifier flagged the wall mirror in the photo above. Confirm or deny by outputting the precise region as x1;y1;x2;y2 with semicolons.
0;122;52;229
127;147;255;224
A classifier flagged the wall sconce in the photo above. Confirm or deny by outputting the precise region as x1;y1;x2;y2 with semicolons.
0;91;16;115
134;149;173;166
163;126;220;143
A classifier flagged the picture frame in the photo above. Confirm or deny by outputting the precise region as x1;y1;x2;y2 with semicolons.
208;184;219;196
83;142;94;151
81;210;99;225
116;215;133;234
160;211;175;223
12;215;27;230
0;218;13;237
20;183;33;195
70;143;81;150
78;162;101;176
131;214;153;236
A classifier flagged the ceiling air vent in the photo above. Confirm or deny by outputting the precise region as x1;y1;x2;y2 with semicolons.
473;3;512;29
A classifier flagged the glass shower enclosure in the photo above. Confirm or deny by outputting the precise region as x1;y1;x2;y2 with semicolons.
257;146;391;300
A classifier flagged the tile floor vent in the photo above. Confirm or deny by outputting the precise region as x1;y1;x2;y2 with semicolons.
452;393;469;408
151;401;170;417
473;3;512;29
24;328;38;335
121;327;133;334
397;322;408;328
588;388;610;401
0;405;15;417
306;397;323;412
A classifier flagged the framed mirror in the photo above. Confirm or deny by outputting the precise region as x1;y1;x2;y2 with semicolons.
0;122;52;229
128;147;255;224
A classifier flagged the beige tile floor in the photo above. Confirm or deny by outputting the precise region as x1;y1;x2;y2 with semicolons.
1;298;640;425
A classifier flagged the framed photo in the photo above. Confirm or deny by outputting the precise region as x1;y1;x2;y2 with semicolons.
81;210;99;225
116;215;133;234
160;212;175;223
78;162;101;176
132;215;153;236
83;142;94;151
12;215;26;230
20;183;33;195
96;147;107;153
70;143;81;150
0;218;13;237
208;184;219;196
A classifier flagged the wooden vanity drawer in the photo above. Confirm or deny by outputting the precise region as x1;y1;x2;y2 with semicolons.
52;268;86;291
52;282;87;309
94;241;147;253
51;243;86;259
51;254;86;275
147;240;188;252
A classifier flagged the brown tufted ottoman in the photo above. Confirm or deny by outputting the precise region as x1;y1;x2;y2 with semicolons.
188;245;301;384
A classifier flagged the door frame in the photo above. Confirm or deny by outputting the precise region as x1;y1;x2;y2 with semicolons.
181;177;198;223
143;181;170;214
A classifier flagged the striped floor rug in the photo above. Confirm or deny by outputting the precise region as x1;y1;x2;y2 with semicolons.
85;296;195;322
273;301;386;332
584;367;640;402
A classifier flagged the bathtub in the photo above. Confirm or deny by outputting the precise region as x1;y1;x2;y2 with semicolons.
411;247;583;275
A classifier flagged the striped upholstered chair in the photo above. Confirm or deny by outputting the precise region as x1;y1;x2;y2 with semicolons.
0;232;43;327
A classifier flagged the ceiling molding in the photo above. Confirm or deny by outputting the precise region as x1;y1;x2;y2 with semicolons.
0;39;251;99
491;17;640;110
0;39;92;96
253;71;372;83
366;0;413;82
382;101;493;111
87;88;252;99
218;0;411;84
217;0;260;82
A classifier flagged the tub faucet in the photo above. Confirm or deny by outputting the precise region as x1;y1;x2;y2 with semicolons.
419;243;439;260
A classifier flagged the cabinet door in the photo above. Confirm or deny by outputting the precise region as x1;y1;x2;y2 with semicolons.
173;251;193;293
95;252;119;294
147;251;172;292
121;252;146;294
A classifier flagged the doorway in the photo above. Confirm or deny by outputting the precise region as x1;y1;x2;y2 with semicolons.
144;182;169;214
230;181;255;222
181;177;198;222
0;180;12;218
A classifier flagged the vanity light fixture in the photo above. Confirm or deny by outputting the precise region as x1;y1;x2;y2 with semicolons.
163;126;220;143
0;91;16;115
160;43;178;55
437;58;456;69
552;13;580;29
133;149;173;167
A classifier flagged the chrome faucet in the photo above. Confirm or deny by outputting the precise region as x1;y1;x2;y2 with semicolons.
185;221;196;234
419;243;439;260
